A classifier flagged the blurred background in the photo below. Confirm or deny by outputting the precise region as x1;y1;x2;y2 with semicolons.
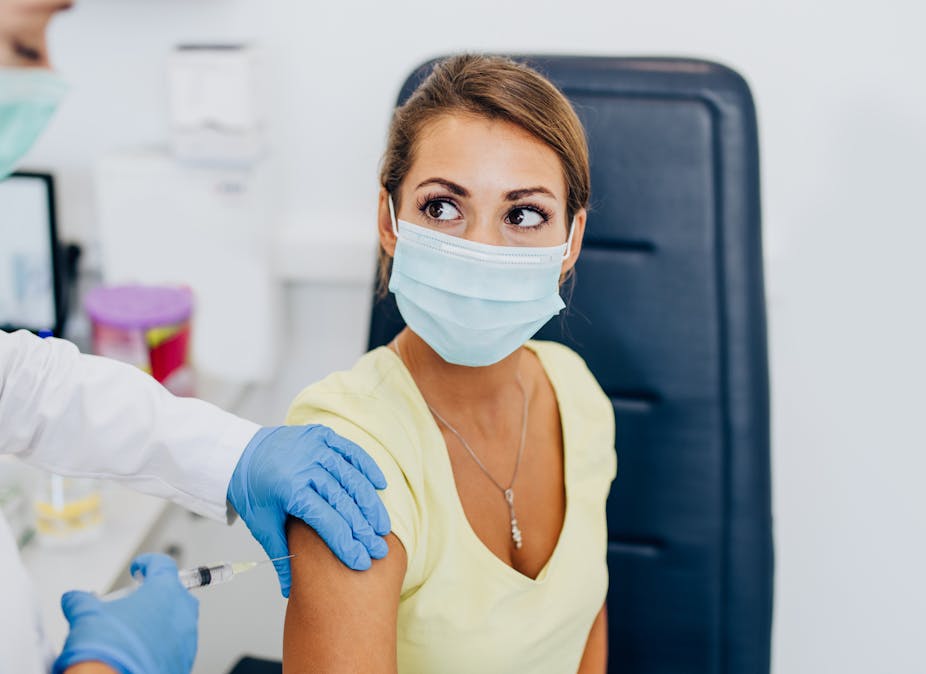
7;0;925;672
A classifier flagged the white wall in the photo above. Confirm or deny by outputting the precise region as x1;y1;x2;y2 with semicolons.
20;1;926;672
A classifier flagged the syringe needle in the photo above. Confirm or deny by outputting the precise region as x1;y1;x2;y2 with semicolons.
101;554;298;600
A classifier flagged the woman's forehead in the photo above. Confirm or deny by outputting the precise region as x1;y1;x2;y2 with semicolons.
408;113;567;200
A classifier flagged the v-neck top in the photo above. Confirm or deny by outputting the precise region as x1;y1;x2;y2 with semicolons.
286;340;617;673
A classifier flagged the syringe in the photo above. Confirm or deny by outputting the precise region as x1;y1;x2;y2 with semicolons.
101;554;294;601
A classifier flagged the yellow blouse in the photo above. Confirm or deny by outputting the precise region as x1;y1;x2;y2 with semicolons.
287;340;617;673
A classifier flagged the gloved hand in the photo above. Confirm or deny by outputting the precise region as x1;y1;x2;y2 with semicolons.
53;553;198;674
227;424;391;597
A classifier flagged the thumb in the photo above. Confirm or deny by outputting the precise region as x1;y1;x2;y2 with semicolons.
258;528;292;598
60;591;101;624
130;552;179;581
273;556;292;599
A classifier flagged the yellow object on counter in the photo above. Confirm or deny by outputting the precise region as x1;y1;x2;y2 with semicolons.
34;475;103;544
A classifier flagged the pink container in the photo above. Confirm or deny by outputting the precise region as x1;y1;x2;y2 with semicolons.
84;285;194;396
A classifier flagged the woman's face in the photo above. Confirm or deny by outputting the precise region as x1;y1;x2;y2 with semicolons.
0;0;72;69
379;113;586;273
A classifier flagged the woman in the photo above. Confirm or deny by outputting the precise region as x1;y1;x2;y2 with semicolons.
284;54;617;673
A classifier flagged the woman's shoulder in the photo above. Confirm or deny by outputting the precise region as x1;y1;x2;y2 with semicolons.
291;346;404;399
287;346;427;450
526;340;611;412
527;340;617;482
286;347;430;567
289;347;419;419
526;339;589;369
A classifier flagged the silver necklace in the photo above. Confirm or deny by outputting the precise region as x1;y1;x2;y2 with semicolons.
394;336;529;550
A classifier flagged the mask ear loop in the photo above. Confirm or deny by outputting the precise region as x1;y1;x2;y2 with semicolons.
561;218;577;262
387;194;400;238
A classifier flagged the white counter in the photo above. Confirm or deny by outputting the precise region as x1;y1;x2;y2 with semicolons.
17;376;256;654
19;485;169;650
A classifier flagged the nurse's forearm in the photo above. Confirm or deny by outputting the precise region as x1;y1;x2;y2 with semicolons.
65;662;118;674
0;329;258;521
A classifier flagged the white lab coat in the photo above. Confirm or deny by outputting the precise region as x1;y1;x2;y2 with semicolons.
0;329;260;673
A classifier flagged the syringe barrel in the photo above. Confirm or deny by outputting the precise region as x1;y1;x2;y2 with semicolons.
178;562;235;589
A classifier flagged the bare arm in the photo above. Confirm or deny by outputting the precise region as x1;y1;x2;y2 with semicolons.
577;604;608;674
284;518;407;673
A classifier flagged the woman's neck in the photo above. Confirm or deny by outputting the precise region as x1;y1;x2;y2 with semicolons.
394;329;527;413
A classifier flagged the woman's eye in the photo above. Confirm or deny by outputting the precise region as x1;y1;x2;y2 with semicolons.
424;200;461;221
506;207;546;228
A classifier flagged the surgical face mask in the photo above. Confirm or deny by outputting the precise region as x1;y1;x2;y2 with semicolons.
0;68;67;180
387;196;575;367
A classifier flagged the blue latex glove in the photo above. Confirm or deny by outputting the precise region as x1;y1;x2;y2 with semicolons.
53;554;198;674
227;424;391;597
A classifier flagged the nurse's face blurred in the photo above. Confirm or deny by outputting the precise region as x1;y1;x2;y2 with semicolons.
0;0;72;69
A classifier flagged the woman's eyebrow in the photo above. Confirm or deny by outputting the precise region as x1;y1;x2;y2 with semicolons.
415;180;556;202
505;187;556;201
415;178;469;197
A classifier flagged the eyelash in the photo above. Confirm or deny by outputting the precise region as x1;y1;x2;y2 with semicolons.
415;193;553;231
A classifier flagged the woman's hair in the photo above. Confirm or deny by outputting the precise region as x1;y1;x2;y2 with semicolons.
377;54;590;294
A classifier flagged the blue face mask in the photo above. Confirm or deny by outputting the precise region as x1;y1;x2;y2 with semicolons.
0;68;67;180
387;197;574;367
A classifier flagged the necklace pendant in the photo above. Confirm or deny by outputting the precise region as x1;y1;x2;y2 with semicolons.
510;517;523;550
504;489;523;550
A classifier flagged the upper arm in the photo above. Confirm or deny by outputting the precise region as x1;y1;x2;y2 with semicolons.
284;519;408;674
286;397;421;566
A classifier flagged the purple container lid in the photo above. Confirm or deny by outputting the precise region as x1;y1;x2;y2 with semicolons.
84;285;193;330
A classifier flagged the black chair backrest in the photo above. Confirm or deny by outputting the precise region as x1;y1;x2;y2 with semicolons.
368;56;773;674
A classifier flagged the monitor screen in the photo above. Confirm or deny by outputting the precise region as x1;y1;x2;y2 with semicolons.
0;173;59;333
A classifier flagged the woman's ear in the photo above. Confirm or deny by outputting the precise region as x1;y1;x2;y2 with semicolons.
378;188;397;258
561;207;587;274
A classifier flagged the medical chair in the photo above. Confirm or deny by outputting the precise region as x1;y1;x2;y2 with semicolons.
368;57;774;674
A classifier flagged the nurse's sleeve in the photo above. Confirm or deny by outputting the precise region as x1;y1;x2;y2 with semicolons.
0;329;258;521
